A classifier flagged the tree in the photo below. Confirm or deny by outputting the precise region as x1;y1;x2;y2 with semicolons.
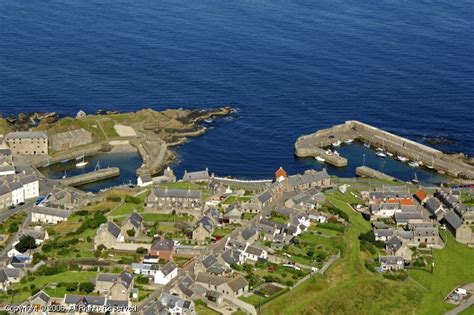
8;224;18;233
66;282;78;292
136;247;146;254
15;235;37;253
79;282;94;293
126;229;136;237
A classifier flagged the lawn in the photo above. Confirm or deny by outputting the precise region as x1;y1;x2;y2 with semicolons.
160;181;207;191
223;196;251;205
142;213;192;223
110;202;144;216
309;225;342;237
407;230;474;315
459;305;474;315
261;196;424;315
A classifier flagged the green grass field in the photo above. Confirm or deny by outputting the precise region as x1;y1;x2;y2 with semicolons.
110;202;144;216
407;230;474;314
262;196;424;315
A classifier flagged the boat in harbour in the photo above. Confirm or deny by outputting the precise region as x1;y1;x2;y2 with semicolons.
375;151;387;158
363;143;370;148
60;159;69;164
332;140;342;147
386;152;394;157
325;149;333;156
396;155;408;162
315;156;325;162
412;173;419;184
75;154;84;161
76;151;88;168
344;139;354;144
408;161;420;168
333;150;340;156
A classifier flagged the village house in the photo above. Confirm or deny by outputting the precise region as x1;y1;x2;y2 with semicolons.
195;273;249;298
285;169;331;192
442;211;473;245
182;168;210;182
285;187;325;210
95;271;134;301
0;185;12;209
414;189;428;204
25;290;51;311
223;203;242;224
154;261;178;285
192;216;214;244
394;211;423;225
5;131;48;156
238;226;258;243
147;188;202;211
31;206;71;224
194;255;226;275
379;256;404;272
19;174;39;200
64;295;106;313
49;128;92;151
408;222;440;246
131;263;160;277
424;197;445;218
253;191;273;209
22;227;49;245
121;213;144;237
0;268;22;291
94;221;125;249
150;238;175;260
137;174;153;188
7;181;24;206
159;293;195;315
0;165;15;176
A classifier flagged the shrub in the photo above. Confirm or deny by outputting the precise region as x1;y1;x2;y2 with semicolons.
136;276;149;285
107;196;122;202
79;282;94;293
285;280;294;287
125;195;142;204
66;282;78;292
127;229;136;237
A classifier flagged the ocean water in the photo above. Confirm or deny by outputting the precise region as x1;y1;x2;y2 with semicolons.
1;0;473;186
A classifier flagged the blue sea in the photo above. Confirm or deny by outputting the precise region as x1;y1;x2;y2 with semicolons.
1;0;473;190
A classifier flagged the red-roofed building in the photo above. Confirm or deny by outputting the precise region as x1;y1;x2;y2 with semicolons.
414;189;428;203
387;198;414;206
275;167;288;182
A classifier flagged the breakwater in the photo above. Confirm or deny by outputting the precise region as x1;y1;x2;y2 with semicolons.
295;120;474;179
355;166;396;181
60;167;120;186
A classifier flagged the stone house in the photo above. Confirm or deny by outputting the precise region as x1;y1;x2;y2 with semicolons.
147;188;201;211
222;203;242;224
94;221;125;249
379;256;404;272
285;169;331;192
182;169;210;182
159;293;195;315
5;132;48;156
0;184;12;209
64;295;106;312
31;206;71;224
49;128;92;151
0;268;22;291
96;271;134;301
195;273;248;298
192;216;214;244
150;238;175;260
442;211;473;244
19;175;39;200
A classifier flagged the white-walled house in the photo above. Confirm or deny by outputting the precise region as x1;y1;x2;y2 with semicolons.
8;181;24;206
154;261;178;285
20;175;39;200
31;206;71;224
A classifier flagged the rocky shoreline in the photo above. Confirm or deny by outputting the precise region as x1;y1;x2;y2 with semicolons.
7;106;234;179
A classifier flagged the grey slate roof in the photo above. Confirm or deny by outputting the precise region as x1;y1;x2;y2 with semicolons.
32;206;71;218
386;236;402;251
19;175;37;185
106;300;129;307
0;184;10;195
379;256;404;265
443;211;463;230
227;277;248;292
30;290;50;304
6;131;47;140
129;212;143;229
195;216;214;233
160;261;177;276
195;272;228;286
4;268;21;278
425;197;441;213
257;191;272;203
107;221;121;238
152;188;201;199
151;238;174;251
120;271;134;288
0;270;7;283
64;295;106;306
202;255;218;269
245;246;264;256
241;226;257;241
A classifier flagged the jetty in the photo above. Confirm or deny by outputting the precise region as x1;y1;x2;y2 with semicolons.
295;120;474;179
356;166;396;181
61;167;120;186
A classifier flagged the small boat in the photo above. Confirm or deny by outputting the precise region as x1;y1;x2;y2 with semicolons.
344;139;354;144
204;119;213;123
315;156;325;162
333;150;340;156
437;170;446;175
62;170;67;179
325;150;333;156
412;173;419;184
60;159;69;164
397;155;408;162
408;161;419;168
75;154;84;161
76;160;88;168
427;159;435;170
375;151;387;158
376;147;384;152
332;140;342;147
363;143;370;148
